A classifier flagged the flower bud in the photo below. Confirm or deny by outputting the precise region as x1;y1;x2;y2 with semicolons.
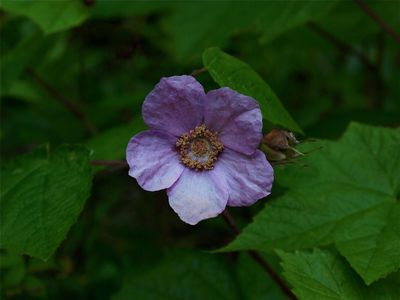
261;129;302;161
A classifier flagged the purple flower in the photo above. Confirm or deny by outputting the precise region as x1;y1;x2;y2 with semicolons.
126;75;274;225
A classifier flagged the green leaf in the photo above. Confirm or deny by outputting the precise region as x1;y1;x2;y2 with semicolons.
203;47;302;133
112;251;240;300
223;123;400;284
278;249;400;300
0;145;92;260
85;116;146;161
0;0;88;34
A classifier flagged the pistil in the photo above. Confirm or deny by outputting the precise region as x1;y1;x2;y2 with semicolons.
176;124;223;171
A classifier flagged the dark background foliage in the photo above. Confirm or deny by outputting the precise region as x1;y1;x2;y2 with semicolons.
1;1;399;299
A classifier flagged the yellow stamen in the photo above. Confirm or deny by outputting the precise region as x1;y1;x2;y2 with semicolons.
176;124;223;171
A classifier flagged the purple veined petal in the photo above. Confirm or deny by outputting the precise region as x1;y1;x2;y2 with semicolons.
214;148;274;207
126;130;185;191
142;75;205;137
167;168;229;225
204;87;263;155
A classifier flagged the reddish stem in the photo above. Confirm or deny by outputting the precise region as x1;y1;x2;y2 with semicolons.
190;67;207;77
353;0;400;44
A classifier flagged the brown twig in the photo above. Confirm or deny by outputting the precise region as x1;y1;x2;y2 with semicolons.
222;210;240;234
353;0;400;44
221;210;298;300
190;67;207;77
27;68;98;136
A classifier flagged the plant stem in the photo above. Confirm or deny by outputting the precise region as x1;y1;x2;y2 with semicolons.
27;68;98;136
353;0;400;44
221;210;298;300
191;67;207;77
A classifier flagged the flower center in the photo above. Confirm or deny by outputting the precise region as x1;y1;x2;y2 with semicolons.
176;124;223;171
190;138;210;156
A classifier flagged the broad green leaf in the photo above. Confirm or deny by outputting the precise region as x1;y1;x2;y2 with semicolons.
278;249;400;300
223;123;400;284
112;251;240;300
0;145;92;260
203;47;302;133
85;116;146;161
0;0;88;34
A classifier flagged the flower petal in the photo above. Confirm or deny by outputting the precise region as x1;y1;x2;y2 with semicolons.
126;130;184;191
204;87;263;155
142;75;205;137
167;168;228;225
214;149;274;207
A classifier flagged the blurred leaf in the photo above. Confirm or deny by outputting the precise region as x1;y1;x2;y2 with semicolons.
0;32;56;88
112;251;240;300
87;1;338;58
85;116;146;161
0;0;88;34
170;2;338;58
90;0;170;18
113;249;287;300
278;249;400;300
27;256;57;273
257;1;339;43
0;145;92;260
223;123;400;284
0;253;25;288
170;2;234;59
203;47;302;133
24;275;47;297
0;80;43;104
316;1;400;43
306;110;400;139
